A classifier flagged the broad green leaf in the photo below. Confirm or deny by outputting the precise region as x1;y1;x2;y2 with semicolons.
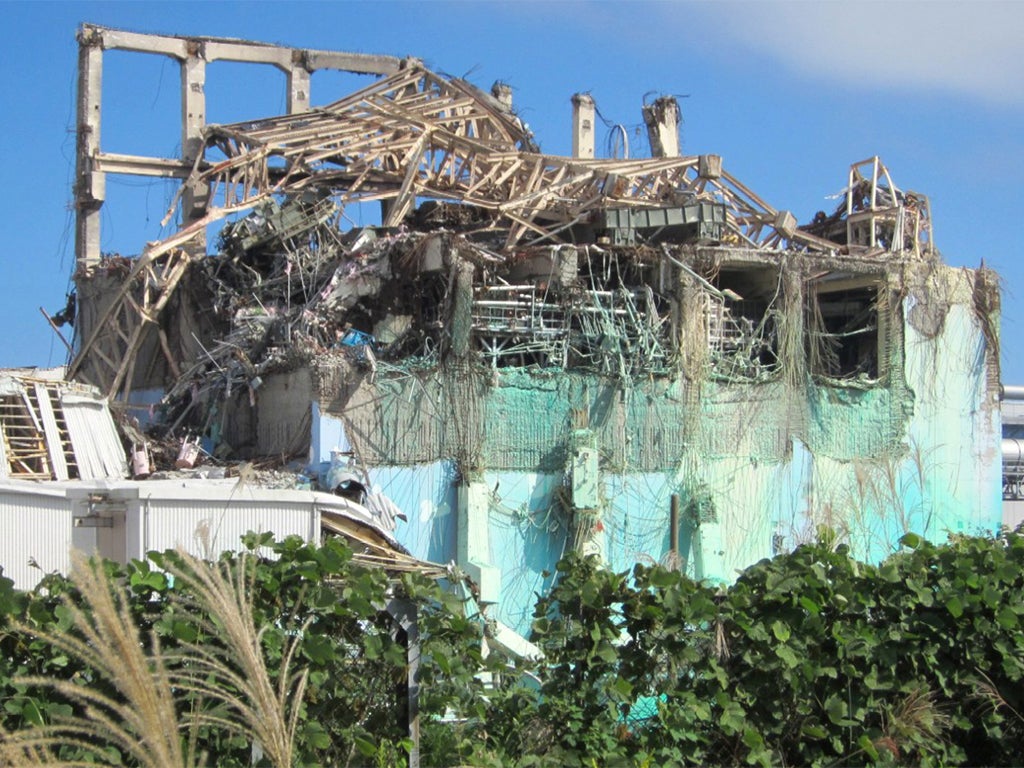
776;644;799;669
997;606;1018;630
802;724;828;739
857;734;879;761
771;620;791;642
354;737;378;758
945;596;964;618
900;532;923;549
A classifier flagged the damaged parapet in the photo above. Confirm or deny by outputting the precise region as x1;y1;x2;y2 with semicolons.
801;156;935;259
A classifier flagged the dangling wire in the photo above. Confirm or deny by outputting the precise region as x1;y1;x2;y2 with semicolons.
607;124;630;159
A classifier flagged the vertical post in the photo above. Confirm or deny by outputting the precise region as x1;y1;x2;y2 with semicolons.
450;256;475;359
288;57;311;114
642;96;680;158
75;27;105;270
181;41;208;252
669;493;680;561
457;480;501;603
571;93;595;159
387;599;420;768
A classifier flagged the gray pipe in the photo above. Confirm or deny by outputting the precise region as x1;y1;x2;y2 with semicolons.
1001;385;1024;401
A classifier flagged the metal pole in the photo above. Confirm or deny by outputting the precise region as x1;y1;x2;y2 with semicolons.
670;493;680;561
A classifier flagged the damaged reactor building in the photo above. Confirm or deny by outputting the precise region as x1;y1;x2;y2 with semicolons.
20;24;1003;637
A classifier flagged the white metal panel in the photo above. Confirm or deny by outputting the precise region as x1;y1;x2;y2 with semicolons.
132;487;321;561
35;384;69;480
85;480;327;562
0;482;72;590
0;421;7;480
61;393;128;480
1004;500;1024;532
135;497;318;561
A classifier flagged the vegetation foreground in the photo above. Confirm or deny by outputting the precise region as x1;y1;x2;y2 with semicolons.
1;528;1023;766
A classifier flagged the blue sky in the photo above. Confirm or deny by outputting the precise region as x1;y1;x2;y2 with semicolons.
2;1;1022;381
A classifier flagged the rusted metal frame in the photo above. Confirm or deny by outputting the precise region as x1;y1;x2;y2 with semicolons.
439;76;525;145
429;138;461;186
407;95;480;122
363;92;436;134
503;212;556;246
247;115;374;148
68;269;150;382
501;168;595;214
105;250;193;398
157;327;182;380
720;170;776;215
301;67;425;120
195;110;507;218
420;146;456;190
519;155;547;201
113;322;148;402
371;99;505;159
461;151;507;196
299;126;408;165
632;171;663;199
384;131;432;227
231;109;336;140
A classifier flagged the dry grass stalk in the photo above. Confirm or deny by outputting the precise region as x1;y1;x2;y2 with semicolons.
882;687;951;752
2;549;311;768
2;552;196;768
971;668;1024;726
165;551;310;768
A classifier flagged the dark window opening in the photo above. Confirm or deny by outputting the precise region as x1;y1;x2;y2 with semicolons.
707;265;781;380
809;280;882;382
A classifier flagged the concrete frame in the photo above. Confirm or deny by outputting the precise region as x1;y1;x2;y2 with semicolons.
74;23;404;268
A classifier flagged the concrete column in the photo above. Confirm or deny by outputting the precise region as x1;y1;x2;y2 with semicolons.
450;256;475;358
642;95;680;158
571;93;595;159
75;29;104;269
181;44;209;248
457;481;500;603
287;63;311;114
569;428;605;559
693;520;726;583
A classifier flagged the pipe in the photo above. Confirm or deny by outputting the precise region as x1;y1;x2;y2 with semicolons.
1003;438;1024;464
1001;385;1024;401
670;493;680;558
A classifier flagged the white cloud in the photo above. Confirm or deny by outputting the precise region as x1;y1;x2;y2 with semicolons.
670;1;1024;107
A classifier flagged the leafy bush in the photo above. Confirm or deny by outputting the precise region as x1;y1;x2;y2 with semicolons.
480;528;1024;767
3;528;1023;766
0;534;488;767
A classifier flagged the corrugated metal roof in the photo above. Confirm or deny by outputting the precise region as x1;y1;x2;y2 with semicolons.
35;383;69;480
61;392;127;479
0;374;127;482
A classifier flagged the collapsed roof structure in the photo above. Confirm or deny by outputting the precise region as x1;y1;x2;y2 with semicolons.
50;25;1001;639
